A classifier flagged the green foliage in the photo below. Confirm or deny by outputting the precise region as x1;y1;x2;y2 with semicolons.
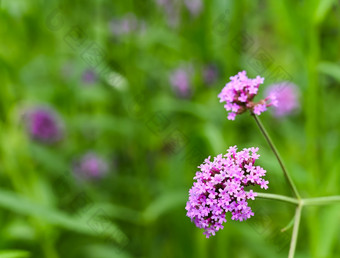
0;0;340;257
0;250;30;258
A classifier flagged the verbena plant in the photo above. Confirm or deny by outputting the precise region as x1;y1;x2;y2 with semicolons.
186;71;340;258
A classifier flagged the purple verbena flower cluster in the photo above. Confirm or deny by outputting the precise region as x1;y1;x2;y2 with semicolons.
169;66;192;98
185;145;269;238
82;69;97;84
73;152;108;180
156;0;203;28
203;64;219;85
26;107;63;144
184;0;203;17
109;13;140;36
218;71;277;120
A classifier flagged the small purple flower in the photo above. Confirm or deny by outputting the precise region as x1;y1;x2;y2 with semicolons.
109;13;138;36
169;66;193;98
265;82;300;117
184;0;203;17
73;152;108;179
203;64;219;85
24;107;63;144
82;69;97;84
156;0;180;27
185;146;268;238
156;0;202;26
218;71;277;120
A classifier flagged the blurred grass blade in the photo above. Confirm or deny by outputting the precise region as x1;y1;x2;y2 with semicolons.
203;124;225;154
315;205;340;257
0;189;127;245
29;144;69;175
143;190;187;223
80;244;132;258
317;61;340;83
78;203;142;224
314;0;336;24
0;250;30;258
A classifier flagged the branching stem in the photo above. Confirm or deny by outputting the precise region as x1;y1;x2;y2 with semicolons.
252;114;301;199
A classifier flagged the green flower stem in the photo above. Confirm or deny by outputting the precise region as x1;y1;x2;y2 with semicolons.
302;196;340;206
254;192;299;205
288;204;302;258
249;113;340;258
251;114;301;200
254;193;340;258
255;192;340;206
281;216;295;232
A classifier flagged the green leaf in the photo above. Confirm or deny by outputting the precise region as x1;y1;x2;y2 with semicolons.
314;0;336;24
317;61;340;83
152;96;210;120
202;124;225;155
315;205;340;257
143;191;187;223
280;215;295;232
0;250;30;258
28;143;69;175
77;203;142;224
0;189;127;245
79;244;132;258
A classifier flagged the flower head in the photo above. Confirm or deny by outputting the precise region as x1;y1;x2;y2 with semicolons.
185;146;268;238
203;64;219;85
156;0;180;27
73;152;108;180
169;66;193;98
218;71;277;120
184;0;203;17
82;69;97;84
265;82;300;117
24;107;63;144
109;13;138;36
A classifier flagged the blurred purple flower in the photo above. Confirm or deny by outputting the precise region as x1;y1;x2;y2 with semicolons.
156;0;180;27
156;0;171;6
169;66;193;98
184;0;203;17
73;152;108;179
25;107;63;144
82;69;97;84
156;0;202;26
266;82;300;117
109;13;138;36
203;64;219;85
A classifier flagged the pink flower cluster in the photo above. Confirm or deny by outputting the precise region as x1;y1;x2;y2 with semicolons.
185;146;269;238
218;71;277;120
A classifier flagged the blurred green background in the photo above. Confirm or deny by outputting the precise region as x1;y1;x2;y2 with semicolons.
1;0;340;257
